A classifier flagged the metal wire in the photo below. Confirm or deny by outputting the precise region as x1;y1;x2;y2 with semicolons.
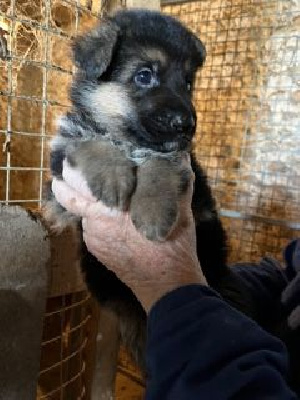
0;0;126;209
163;0;300;262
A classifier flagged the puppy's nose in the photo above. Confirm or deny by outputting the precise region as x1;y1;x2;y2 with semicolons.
168;112;195;134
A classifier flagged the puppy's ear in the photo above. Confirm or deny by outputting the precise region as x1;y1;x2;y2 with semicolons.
72;20;119;80
192;37;206;67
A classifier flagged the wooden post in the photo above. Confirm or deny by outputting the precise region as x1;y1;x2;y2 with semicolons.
125;0;160;11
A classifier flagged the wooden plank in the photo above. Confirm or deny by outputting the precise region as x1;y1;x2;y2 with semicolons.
161;0;195;5
48;227;86;297
126;0;160;10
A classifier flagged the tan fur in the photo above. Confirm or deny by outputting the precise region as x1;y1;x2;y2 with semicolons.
117;47;167;82
117;59;141;81
142;47;168;66
84;83;136;130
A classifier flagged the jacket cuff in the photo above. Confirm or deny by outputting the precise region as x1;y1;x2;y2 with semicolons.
149;284;220;324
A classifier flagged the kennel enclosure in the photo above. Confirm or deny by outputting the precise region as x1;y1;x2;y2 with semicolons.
0;0;299;398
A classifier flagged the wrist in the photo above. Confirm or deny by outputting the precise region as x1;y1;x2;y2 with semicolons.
132;265;207;312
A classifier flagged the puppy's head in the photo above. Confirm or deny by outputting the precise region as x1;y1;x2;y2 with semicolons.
71;10;206;153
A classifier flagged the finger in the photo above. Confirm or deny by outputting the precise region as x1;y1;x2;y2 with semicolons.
178;172;195;220
52;178;92;217
281;273;300;309
186;172;195;202
53;176;123;219
288;305;300;330
181;152;191;168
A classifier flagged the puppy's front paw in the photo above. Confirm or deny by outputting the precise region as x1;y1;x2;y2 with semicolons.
130;196;178;241
88;166;136;210
67;141;136;211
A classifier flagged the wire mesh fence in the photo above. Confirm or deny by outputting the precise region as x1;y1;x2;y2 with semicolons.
0;0;299;398
0;0;124;210
163;0;300;263
37;292;97;399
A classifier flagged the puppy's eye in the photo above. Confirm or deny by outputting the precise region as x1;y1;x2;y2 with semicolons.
134;67;155;88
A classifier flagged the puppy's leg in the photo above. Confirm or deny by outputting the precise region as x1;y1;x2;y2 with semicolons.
67;141;136;210
82;246;147;378
131;157;192;241
92;304;146;399
92;307;120;400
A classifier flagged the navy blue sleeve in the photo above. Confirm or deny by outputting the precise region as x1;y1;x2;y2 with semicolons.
146;285;297;400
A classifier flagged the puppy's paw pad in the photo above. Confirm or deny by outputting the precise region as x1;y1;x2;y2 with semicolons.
131;204;178;241
137;225;171;242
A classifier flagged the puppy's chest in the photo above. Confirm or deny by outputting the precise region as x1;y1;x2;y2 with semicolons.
60;114;183;166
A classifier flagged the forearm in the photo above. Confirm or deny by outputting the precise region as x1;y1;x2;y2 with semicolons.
146;285;297;399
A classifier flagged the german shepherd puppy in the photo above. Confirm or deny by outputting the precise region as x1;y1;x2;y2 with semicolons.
46;8;255;382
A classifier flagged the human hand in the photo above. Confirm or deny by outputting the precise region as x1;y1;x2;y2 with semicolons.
52;160;207;311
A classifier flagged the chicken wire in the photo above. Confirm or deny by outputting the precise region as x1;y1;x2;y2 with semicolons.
0;0;124;209
163;0;300;263
38;292;98;399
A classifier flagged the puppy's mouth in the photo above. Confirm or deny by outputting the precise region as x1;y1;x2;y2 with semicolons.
132;129;192;153
135;117;194;153
162;136;192;152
